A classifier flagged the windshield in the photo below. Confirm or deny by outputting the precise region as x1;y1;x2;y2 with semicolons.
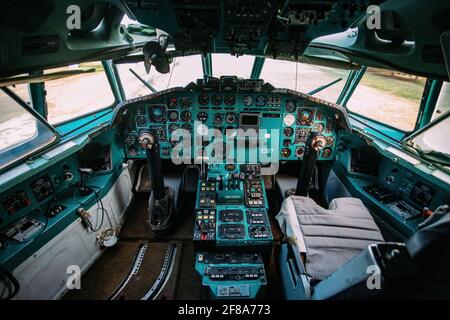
212;54;255;78
0;88;57;171
260;58;350;103
116;55;203;98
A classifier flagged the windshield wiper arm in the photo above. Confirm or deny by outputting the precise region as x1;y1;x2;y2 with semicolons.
308;78;342;96
129;68;157;93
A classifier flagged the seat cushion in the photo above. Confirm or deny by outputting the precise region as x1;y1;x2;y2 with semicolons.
276;196;384;280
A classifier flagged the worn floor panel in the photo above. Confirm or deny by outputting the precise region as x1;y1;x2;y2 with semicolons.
63;240;182;300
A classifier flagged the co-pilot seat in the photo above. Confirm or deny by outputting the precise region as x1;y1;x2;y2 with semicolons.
276;196;385;281
277;195;450;299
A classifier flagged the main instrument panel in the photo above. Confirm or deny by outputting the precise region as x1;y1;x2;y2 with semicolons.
114;77;349;163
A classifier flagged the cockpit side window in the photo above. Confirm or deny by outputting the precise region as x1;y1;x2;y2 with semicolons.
44;62;115;125
0;88;58;171
345;67;427;132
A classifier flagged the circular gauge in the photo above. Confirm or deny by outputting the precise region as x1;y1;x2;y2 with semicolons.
298;109;314;126
169;123;180;133
295;146;305;158
311;135;327;150
198;94;209;105
211;94;222;106
285;101;296;113
196;124;209;136
136;115;147;127
150;106;165;123
181;111;192;122
283;139;291;147
281;148;291;158
242;95;254;107
128;147;138;157
321;147;333;159
125;135;137;146
283;127;294;137
255;95;267;107
226;113;236;124
167;97;177;108
315;123;325;133
168;110;179;122
179;97;192;108
326;136;335;146
224;95;236;106
214;113;223;125
181;123;192;131
197;112;208;122
283;114;296;126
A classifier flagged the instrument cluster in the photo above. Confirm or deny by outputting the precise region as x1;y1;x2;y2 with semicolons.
119;78;346;162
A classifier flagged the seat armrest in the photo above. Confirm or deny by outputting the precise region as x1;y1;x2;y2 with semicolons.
279;243;312;300
312;243;421;300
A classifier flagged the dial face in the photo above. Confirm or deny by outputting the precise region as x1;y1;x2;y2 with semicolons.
196;124;209;136
326;136;335;146
125;135;137;146
181;111;192;122
285;100;296;113
242;95;254;107
168;110;179;121
226;112;236;124
298;109;314;126
211;94;222;106
169;123;180;133
198;94;209;105
283;127;294;137
136;115;147;127
283;139;291;147
214;113;223;125
281;148;291;158
321;147;332;159
315;123;325;133
295;146;305;158
150;106;165;123
255;95;267;107
197;111;208;122
283;114;296;126
167;97;177;108
224;94;236;106
179;97;192;108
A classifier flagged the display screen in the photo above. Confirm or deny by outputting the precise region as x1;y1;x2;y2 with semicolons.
240;114;259;126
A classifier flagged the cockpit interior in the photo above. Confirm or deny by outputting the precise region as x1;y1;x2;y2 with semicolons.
0;0;449;304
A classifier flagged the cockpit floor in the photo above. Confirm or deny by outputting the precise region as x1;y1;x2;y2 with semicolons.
63;192;283;300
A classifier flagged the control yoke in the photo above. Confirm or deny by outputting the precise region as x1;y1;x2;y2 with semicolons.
295;133;326;196
138;132;176;235
139;132;166;200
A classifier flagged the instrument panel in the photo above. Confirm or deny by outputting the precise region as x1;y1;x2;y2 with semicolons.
115;77;349;163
